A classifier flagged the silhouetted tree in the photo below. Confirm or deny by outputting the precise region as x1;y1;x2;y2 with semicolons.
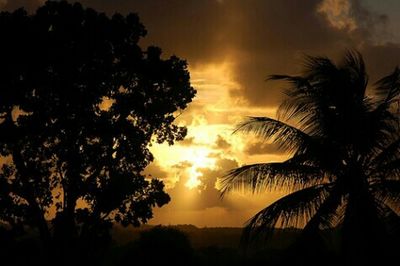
221;51;400;265
0;1;195;264
119;226;194;266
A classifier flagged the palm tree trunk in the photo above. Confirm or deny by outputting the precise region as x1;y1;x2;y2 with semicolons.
342;191;386;264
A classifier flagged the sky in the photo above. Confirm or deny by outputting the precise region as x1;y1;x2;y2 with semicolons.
2;0;400;227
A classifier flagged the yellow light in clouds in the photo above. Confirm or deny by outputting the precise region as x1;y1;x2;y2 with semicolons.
149;60;240;190
184;147;216;189
186;169;202;189
150;60;275;192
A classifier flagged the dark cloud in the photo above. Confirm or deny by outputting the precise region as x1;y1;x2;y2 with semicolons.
0;0;44;12
172;161;193;170
227;0;354;106
350;0;389;41
142;161;168;179
79;0;228;64
226;0;398;106
362;43;400;84
191;157;241;211
244;142;283;156
214;135;231;150
3;0;399;108
177;136;195;146
215;157;239;171
164;156;239;211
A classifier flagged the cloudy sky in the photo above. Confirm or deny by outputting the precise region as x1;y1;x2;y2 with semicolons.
2;0;400;227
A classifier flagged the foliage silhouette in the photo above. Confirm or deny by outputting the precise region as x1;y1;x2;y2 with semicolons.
0;1;195;264
221;51;400;265
119;226;194;266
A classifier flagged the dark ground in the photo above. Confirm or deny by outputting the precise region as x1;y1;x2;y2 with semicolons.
0;224;369;266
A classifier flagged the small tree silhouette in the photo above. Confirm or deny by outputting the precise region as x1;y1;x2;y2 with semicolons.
0;1;196;264
221;51;400;265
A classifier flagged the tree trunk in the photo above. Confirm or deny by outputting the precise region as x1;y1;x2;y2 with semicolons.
342;190;386;265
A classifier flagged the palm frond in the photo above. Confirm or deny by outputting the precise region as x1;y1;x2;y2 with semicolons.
371;159;400;179
267;75;313;93
267;75;315;121
372;180;400;212
375;66;400;104
241;183;333;244
225;51;400;251
362;104;398;161
234;117;311;154
302;55;337;79
267;74;325;133
370;136;400;170
302;186;346;232
278;95;317;126
220;159;325;196
279;94;324;135
342;50;368;98
289;188;346;252
374;198;400;235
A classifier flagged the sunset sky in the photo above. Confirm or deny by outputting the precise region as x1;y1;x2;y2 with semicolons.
2;0;400;227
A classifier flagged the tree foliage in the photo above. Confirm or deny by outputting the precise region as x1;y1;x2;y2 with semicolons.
221;51;400;264
119;226;194;266
0;0;195;261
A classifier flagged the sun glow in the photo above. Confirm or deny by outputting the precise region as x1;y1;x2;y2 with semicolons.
186;169;202;189
184;147;216;189
149;60;276;191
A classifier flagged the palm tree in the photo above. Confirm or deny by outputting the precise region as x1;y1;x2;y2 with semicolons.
221;51;400;263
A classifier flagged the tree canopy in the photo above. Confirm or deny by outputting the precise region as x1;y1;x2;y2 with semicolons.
221;51;400;264
0;0;195;263
119;226;194;266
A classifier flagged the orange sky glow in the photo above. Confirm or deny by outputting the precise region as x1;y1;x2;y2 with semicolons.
2;0;400;227
147;62;291;227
